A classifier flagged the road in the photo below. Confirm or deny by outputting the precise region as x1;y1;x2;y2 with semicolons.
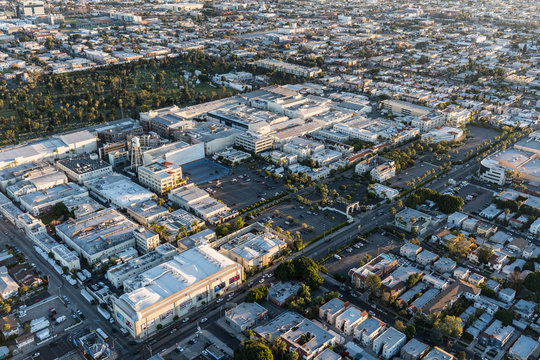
0;220;131;359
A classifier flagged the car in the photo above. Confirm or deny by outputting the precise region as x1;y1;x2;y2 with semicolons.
216;298;224;303
200;317;208;323
170;328;177;334
259;278;265;283
33;352;40;358
182;317;190;323
176;346;184;353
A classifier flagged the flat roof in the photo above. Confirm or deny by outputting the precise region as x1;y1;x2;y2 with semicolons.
120;245;237;313
56;208;138;256
57;156;111;175
85;173;154;208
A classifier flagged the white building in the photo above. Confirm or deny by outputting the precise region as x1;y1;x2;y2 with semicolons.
114;246;243;339
138;160;183;195
422;127;464;143
372;327;406;359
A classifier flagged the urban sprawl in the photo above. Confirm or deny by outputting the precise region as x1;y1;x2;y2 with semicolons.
0;1;538;360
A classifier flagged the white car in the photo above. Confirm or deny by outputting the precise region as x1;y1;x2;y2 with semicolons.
200;317;208;323
182;317;190;323
216;298;224;303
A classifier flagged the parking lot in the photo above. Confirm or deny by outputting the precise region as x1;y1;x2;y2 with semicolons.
253;201;349;242
390;161;440;190
453;125;501;162
19;296;79;336
322;232;400;278
204;160;285;211
182;159;229;184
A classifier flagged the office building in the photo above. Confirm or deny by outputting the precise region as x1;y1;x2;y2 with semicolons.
56;155;112;184
138;160;183;195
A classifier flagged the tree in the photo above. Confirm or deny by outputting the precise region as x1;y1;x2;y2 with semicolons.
477;246;493;264
364;274;381;292
2;304;10;314
523;271;540;292
297;284;311;299
394;320;406;332
235;340;274;360
406;273;422;289
246;286;269;303
433;315;463;339
404;325;416;340
2;324;9;332
269;337;287;360
494;309;515;326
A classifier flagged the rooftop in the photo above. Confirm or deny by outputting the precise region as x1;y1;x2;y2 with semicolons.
56;208;138;256
120;245;238;314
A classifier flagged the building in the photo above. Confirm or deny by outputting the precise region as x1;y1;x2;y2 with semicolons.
0;266;19;299
416;250;439;266
133;227;160;253
319;298;347;325
153;208;204;241
168;183;237;224
224;302;268;332
18;182;89;216
18;1;45;18
142;141;205;166
253;312;336;360
106;243;178;288
498;288;516;304
268;282;302;307
400;338;429;360
433;257;456;273
480;320;515;348
349;254;398;289
370;183;399;200
372;327;406;359
0;130;97;170
478;148;540;186
355;156;395;182
220;231;287;269
423;347;454;360
283;137;325;158
56;208;139;265
393;208;434;235
235;132;274;153
422;280;480;315
354;317;386;346
255;59;322;78
508;335;539;360
400;242;423;260
334;306;368;335
382;100;431;117
138;160;183;195
51;244;80;270
422;127;464;143
114;245;243;339
126;200;169;227
85;173;154;209
56;155;112;184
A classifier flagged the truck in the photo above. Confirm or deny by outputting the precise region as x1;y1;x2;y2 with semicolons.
97;306;111;320
36;328;50;341
80;289;94;303
30;317;50;333
56;316;66;324
95;328;109;341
